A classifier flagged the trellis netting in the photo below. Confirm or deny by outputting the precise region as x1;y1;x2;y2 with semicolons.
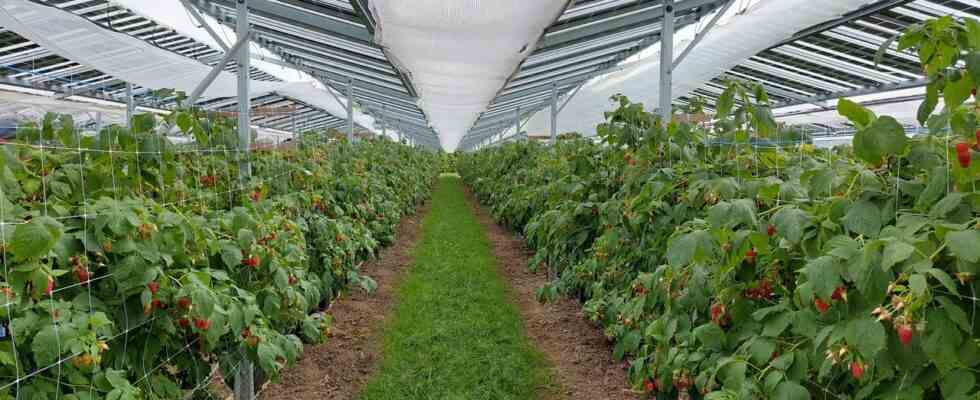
522;0;874;138
0;0;382;137
369;0;568;151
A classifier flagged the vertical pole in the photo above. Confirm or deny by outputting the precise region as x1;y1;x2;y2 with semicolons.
237;0;252;178
346;78;354;143
514;106;520;141
125;83;134;130
659;0;675;125
381;105;387;139
549;82;557;145
235;353;254;400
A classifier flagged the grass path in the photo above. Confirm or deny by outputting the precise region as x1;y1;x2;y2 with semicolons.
359;176;552;400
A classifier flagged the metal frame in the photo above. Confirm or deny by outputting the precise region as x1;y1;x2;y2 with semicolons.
675;0;978;117
0;0;363;138
460;0;728;150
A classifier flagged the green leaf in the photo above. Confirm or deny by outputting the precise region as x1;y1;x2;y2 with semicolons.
32;325;61;365
845;317;886;358
694;323;725;350
941;368;975;398
762;311;793;337
175;112;193;133
772;206;811;244
923;309;963;373
852;116;909;166
936;296;971;332
843;200;881;238
804;256;842;300
919;84;939;126
621;330;642;353
946;230;980;263
667;232;697;266
838;98;875;129
967;52;980;86
916;167;948;212
882;240;915;270
944;73;974;110
926;268;959;296
11;217;61;261
256;341;283;375
718;359;747;391
773;381;811;400
237;228;255;249
909;274;928;297
131;114;155;134
220;242;244;268
930;193;965;218
716;84;736;119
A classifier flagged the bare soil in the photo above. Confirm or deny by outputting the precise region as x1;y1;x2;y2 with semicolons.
258;201;431;400
465;190;642;400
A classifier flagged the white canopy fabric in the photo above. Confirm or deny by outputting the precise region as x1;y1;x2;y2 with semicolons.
371;0;568;151
0;0;382;136
522;0;875;138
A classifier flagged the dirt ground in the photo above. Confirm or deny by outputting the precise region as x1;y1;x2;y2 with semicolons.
258;201;431;400
465;190;642;400
258;189;640;400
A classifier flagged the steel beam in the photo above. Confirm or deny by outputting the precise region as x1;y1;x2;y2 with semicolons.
346;78;354;142
188;30;252;104
125;83;135;129
550;81;558;144
659;0;675;124
237;0;251;178
768;0;917;50
673;0;733;70
539;0;722;50
774;78;928;111
193;0;373;44
181;0;230;51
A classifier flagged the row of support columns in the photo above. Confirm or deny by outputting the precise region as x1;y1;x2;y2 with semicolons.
471;0;688;152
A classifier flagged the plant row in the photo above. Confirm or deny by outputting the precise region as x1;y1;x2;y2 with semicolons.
460;16;980;400
0;109;437;399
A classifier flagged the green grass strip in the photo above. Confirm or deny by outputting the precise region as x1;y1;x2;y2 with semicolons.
360;176;550;400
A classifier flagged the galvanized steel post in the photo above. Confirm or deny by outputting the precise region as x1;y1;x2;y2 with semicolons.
236;0;252;179
347;78;354;143
549;81;557;145
658;0;675;125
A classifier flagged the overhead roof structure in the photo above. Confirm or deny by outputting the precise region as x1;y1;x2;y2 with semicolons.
679;0;978;116
513;0;979;146
185;0;442;145
459;0;730;150
0;0;974;151
184;0;735;151
0;0;368;135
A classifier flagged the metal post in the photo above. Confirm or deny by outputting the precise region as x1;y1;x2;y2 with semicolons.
291;113;296;144
381;105;387;139
346;78;354;143
125;83;134;130
514;106;520;139
237;0;251;179
659;0;675;125
234;353;254;400
549;81;557;145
